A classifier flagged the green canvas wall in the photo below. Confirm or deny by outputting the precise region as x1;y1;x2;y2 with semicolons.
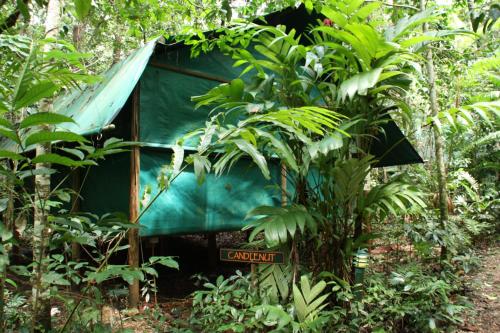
137;50;281;236
138;150;281;236
79;152;131;215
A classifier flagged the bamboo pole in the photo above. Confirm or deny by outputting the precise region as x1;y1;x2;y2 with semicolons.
128;84;141;308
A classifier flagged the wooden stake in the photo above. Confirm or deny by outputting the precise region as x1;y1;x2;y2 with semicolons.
281;163;287;206
128;84;141;308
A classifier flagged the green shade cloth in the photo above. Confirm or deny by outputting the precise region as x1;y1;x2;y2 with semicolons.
138;149;281;236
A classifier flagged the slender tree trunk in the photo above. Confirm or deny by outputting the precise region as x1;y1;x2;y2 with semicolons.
128;84;140;308
32;0;61;330
70;23;83;279
70;21;83;275
112;31;122;64
466;0;475;30
387;0;399;24
420;0;449;260
72;23;83;50
0;267;4;333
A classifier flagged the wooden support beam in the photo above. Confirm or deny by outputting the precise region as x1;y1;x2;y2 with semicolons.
208;233;217;270
149;61;230;83
128;84;141;308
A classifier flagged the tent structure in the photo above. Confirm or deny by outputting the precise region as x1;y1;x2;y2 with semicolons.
49;5;423;237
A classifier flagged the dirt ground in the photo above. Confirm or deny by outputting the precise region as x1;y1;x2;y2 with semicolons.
457;244;500;332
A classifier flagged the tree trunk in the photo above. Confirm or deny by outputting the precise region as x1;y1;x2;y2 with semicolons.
112;31;122;64
32;0;61;330
70;22;84;280
420;0;449;260
72;23;83;51
128;84;140;308
466;0;475;30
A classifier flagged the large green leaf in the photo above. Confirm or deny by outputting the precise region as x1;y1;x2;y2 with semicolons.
255;305;292;329
331;156;373;205
16;0;31;21
0;198;8;213
24;131;88;147
0;118;13;129
360;181;426;219
254;129;298;172
338;68;383;101
244;205;316;246
258;263;292;302
87;265;144;285
171;143;184;178
148;256;179;270
321;7;348;27
190;153;211;185
308;132;344;159
293;275;329;323
0;150;25;161
74;0;92;20
13;81;58;110
232;138;270;179
31;153;96;167
385;7;439;42
0;128;21;144
19;112;75;129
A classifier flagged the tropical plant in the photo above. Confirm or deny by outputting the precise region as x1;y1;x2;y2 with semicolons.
363;263;469;332
178;271;271;332
182;0;443;296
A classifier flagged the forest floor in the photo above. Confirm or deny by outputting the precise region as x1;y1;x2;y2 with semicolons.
457;243;499;332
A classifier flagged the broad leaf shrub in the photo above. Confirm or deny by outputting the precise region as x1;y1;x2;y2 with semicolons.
171;271;269;332
171;264;470;332
172;272;332;333
362;264;469;332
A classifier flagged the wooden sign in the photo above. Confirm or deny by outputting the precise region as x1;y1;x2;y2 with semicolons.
220;248;284;264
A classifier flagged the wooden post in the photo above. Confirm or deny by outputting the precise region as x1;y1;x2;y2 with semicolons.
128;84;141;308
208;233;217;270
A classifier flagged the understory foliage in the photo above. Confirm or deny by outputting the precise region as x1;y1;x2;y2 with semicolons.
0;34;178;332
